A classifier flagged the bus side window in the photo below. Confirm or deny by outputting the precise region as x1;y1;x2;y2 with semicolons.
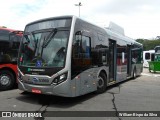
102;49;108;65
145;53;150;60
74;31;91;58
2;54;11;62
151;53;155;61
74;31;82;58
82;36;90;58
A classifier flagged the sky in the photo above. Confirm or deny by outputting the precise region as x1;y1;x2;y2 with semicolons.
1;0;160;39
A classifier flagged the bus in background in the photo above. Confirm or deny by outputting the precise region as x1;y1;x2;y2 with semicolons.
17;16;143;97
143;50;155;67
154;46;160;61
0;27;23;90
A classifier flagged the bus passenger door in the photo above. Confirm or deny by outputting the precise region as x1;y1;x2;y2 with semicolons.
109;40;116;83
127;45;132;76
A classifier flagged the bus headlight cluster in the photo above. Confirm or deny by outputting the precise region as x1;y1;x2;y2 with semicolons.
52;72;68;85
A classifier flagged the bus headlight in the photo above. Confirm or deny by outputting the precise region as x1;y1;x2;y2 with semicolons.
52;72;68;85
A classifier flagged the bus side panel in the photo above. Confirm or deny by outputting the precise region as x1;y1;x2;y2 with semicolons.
72;18;109;96
116;65;127;82
135;63;143;76
131;46;143;76
115;40;128;82
0;64;17;80
74;68;97;96
0;64;17;73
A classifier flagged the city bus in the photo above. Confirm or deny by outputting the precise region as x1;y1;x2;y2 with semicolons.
0;27;23;90
154;46;160;61
17;16;143;97
143;50;155;67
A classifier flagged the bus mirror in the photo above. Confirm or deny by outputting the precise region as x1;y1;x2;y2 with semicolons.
122;52;125;63
102;55;105;62
75;31;82;47
75;31;82;41
75;31;82;35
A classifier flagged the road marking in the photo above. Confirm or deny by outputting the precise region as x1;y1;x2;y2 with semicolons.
141;73;160;77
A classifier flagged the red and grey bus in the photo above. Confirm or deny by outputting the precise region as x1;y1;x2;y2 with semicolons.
0;27;23;90
17;16;143;97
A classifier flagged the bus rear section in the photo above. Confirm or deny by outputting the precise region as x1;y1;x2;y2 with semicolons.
143;50;155;67
0;27;23;90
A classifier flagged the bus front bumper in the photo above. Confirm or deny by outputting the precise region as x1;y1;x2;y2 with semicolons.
18;80;73;97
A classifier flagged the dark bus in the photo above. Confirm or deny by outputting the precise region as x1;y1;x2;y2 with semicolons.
154;46;160;61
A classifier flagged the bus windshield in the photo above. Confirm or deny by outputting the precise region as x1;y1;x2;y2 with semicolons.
19;29;69;67
0;30;23;63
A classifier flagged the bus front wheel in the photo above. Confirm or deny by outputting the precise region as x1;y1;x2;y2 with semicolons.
0;70;15;90
96;72;107;94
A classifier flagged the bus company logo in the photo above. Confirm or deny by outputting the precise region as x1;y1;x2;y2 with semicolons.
32;77;39;83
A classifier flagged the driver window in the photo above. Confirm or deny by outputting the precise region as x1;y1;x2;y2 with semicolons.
74;31;91;58
82;36;90;58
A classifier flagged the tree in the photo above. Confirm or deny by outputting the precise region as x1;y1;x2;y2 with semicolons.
136;39;160;51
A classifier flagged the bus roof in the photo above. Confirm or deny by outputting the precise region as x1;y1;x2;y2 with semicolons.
0;27;23;35
24;15;142;46
105;28;142;47
143;50;155;52
154;46;160;49
25;15;73;26
0;27;22;33
0;27;15;32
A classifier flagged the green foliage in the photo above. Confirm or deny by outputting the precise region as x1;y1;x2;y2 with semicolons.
136;39;160;51
0;26;7;28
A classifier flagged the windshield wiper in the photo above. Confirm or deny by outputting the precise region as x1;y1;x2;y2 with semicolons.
24;32;37;44
24;32;40;58
42;28;57;48
24;34;30;44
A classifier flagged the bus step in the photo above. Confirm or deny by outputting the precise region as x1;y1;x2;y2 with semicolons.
108;81;116;86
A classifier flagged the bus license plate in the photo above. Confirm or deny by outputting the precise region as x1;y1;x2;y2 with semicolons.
32;88;42;94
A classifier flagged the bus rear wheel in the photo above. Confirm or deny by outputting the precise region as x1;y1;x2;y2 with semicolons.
132;68;137;79
96;72;107;94
0;70;15;90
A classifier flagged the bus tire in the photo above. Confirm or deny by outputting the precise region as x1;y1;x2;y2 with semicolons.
96;72;107;94
132;68;137;79
0;70;15;90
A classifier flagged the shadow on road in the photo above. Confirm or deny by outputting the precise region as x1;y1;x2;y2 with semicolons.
16;91;98;108
15;75;137;109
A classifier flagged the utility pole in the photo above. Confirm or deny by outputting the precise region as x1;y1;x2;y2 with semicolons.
75;2;82;17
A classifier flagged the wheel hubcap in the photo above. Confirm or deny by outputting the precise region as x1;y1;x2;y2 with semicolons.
98;77;104;88
134;70;136;77
0;76;10;85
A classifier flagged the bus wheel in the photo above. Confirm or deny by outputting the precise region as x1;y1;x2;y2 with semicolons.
132;68;137;79
96;72;107;94
0;70;15;90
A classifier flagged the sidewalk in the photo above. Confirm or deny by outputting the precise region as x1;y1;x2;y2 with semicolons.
142;68;160;77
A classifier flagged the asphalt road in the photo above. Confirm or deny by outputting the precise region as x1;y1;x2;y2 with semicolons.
0;68;160;120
